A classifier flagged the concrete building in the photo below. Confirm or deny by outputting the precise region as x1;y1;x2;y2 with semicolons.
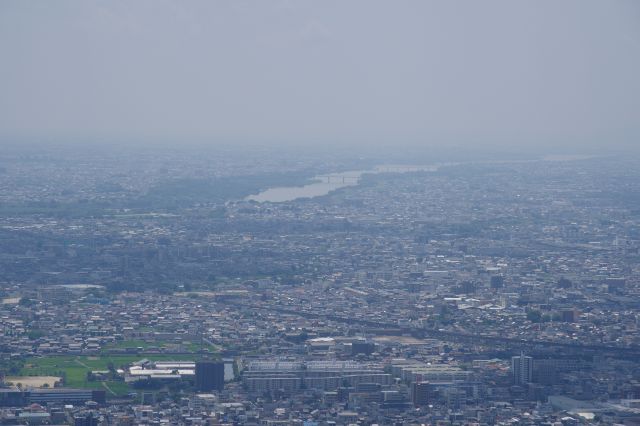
511;353;533;385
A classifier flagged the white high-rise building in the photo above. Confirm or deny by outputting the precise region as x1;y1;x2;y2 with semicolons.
511;352;533;385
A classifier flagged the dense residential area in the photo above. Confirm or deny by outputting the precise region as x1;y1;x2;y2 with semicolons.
1;150;640;424
2;0;639;423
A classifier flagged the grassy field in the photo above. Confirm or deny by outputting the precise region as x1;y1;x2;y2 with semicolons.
20;354;196;397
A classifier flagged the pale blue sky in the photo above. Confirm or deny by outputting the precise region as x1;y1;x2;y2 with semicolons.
1;1;639;152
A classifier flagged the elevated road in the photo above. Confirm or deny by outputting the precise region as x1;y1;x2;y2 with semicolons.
231;302;640;360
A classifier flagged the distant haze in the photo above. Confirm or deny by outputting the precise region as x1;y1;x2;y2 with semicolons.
1;0;639;153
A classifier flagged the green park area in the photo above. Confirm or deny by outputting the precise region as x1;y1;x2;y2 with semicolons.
18;354;196;398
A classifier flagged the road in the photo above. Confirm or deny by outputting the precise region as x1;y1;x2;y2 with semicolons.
231;301;640;359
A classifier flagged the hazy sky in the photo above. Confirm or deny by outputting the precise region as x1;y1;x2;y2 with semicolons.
1;0;639;152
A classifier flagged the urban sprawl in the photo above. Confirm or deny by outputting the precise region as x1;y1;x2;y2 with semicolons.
1;149;640;425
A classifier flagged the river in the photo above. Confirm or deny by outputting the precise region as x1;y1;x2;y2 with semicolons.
245;164;442;203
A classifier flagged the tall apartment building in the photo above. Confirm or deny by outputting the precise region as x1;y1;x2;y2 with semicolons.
511;352;533;385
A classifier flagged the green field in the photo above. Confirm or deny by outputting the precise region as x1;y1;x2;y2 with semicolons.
20;354;196;397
